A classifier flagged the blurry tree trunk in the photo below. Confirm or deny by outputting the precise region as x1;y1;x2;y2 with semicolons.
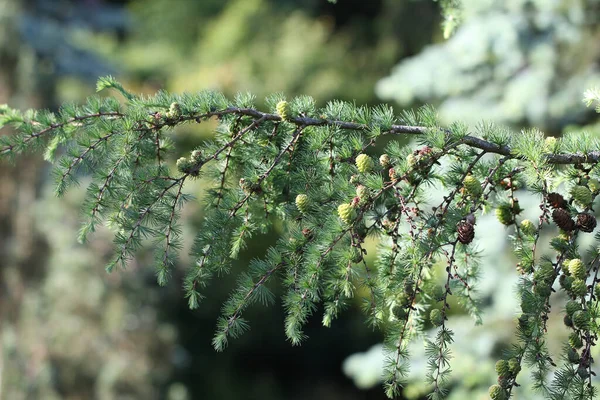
0;0;53;397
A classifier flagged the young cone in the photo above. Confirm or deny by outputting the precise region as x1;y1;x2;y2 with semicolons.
337;203;355;225
570;185;593;208
463;174;482;198
355;154;374;173
276;100;291;121
295;194;309;214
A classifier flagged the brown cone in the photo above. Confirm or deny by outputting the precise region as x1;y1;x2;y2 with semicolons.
547;192;567;209
576;213;597;233
553;208;575;231
457;221;475;244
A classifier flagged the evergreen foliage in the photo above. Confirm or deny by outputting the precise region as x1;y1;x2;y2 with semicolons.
377;0;600;131
2;77;600;398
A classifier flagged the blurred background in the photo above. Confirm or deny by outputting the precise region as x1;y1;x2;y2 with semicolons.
0;0;599;399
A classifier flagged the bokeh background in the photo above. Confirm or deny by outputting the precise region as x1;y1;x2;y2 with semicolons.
1;1;599;399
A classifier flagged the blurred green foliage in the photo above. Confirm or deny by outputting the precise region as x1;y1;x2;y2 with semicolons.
377;0;600;133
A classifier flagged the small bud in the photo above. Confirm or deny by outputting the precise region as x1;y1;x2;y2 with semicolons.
356;185;369;203
350;174;359;185
536;262;554;278
559;273;569;288
595;283;600;299
167;102;182;119
239;178;251;193
379;154;390;167
381;219;394;231
276;100;291;121
190;149;203;162
500;178;511;190
406;154;417;168
533;283;551;297
355;154;374;173
176;157;191;173
388;168;397;180
417;146;432;156
392;305;407;319
544;136;557;151
511;198;523;214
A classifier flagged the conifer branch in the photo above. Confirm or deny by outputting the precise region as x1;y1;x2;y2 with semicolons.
3;78;600;399
0;111;124;156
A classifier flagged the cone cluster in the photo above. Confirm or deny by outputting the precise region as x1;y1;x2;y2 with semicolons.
489;356;521;400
